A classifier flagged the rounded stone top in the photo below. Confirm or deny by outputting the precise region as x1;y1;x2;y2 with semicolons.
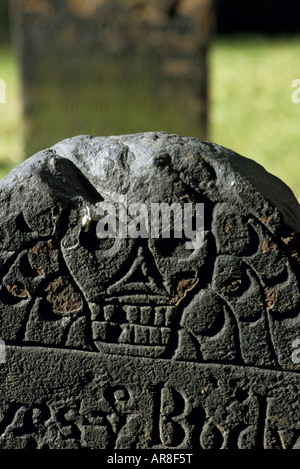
3;132;300;233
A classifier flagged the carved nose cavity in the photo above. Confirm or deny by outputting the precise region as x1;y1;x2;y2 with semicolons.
91;246;179;358
106;246;168;299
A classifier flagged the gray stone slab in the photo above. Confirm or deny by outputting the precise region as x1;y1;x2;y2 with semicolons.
0;132;300;449
11;0;213;157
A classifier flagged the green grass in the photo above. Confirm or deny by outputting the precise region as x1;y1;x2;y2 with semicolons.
0;45;24;177
209;35;300;200
1;36;300;200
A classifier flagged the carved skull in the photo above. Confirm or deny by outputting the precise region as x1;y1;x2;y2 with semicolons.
58;134;215;358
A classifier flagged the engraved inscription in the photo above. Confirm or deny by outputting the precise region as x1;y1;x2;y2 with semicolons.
1;371;300;450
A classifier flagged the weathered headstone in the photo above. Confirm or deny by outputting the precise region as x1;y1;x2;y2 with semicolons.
11;0;213;157
1;132;300;449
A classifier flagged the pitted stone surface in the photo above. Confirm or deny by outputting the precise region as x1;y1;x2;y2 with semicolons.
0;132;300;449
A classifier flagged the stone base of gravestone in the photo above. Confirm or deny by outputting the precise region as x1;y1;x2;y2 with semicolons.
0;132;300;449
2;349;300;449
11;0;214;157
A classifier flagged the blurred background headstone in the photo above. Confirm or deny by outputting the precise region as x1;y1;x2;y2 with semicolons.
3;0;300;199
11;0;214;157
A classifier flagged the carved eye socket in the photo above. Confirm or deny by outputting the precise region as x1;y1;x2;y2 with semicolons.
149;205;204;259
152;231;190;258
79;221;118;252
